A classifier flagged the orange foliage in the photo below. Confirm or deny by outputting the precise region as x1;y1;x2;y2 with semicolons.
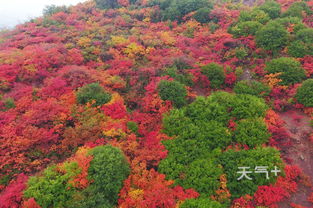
263;73;284;88
118;160;199;208
22;198;42;208
211;174;231;203
231;195;254;208
68;147;93;189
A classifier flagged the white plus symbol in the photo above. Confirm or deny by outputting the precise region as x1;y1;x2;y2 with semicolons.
271;166;281;176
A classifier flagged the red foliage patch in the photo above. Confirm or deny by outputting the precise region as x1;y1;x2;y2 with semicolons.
0;174;28;208
254;185;289;207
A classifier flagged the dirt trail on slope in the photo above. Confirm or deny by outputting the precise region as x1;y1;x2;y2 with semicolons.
239;68;253;81
278;110;313;207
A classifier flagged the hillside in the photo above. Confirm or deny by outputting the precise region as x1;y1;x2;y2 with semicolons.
0;0;312;207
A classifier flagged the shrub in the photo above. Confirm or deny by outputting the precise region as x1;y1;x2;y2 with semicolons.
184;96;230;125
162;6;180;21
201;63;225;89
230;94;269;120
160;94;233;195
193;7;212;23
2;97;15;111
199;91;268;120
173;0;211;21
234;118;271;148
255;22;288;53
43;5;68;16
172;57;192;70
295;79;313;107
159;146;223;196
73;145;130;207
162;108;193;137
238;9;270;24
287;41;312;58
23;163;81;208
179;158;223;196
127;121;139;134
258;1;281;19
235;47;249;59
181;198;224;208
95;0;119;9
157;80;187;108
41;18;63;27
231;21;262;37
265;57;306;85
162;118;231;163
296;28;313;43
288;28;313;57
69;189;113;208
217;147;284;199
23;145;129;208
162;67;193;86
160;92;271;199
76;83;112;107
283;1;313;18
161;0;212;22
235;67;244;78
234;80;270;98
272;17;306;33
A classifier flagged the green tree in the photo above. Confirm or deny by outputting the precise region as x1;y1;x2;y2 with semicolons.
234;118;271;148
180;158;223;196
127;121;139;134
43;5;68;16
201;62;225;89
24;145;130;208
193;7;212;23
258;1;281;19
161;0;212;23
162;119;231;164
76;83;112;107
229;94;269;120
283;1;313;18
217;147;284;199
230;21;262;37
162;67;193;86
71;145;130;208
288;28;313;57
95;0;119;9
287;41;312;58
255;21;288;54
24;163;81;208
184;96;230;125
181;198;225;208
234;80;270;98
162;6;180;21
272;17;306;33
235;47;249;59
160;92;271;199
238;9;270;24
159;146;223;196
158;80;187;108
87;145;130;203
295;79;313;107
196;91;268;120
265;57;306;85
296;28;313;43
1;97;15;111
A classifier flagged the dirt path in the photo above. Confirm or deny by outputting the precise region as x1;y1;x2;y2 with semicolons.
239;68;253;81
278;110;313;207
